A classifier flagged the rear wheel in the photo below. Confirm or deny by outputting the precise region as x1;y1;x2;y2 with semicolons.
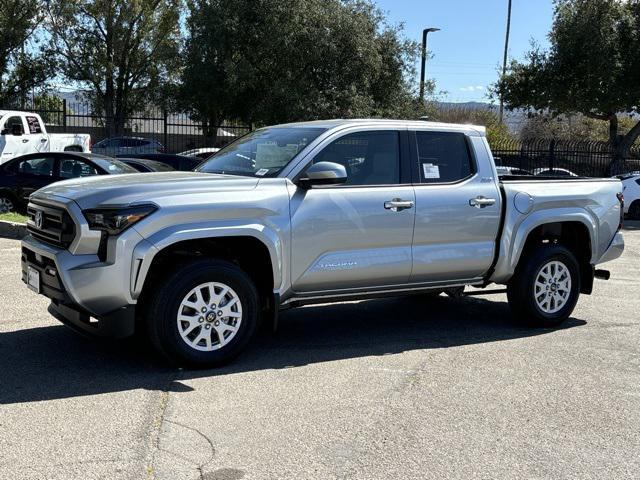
507;244;580;327
629;201;640;220
145;259;259;367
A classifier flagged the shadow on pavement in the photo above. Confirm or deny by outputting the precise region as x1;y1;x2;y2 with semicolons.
0;295;586;405
623;220;640;231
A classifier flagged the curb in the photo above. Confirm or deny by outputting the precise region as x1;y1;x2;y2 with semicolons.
0;220;27;240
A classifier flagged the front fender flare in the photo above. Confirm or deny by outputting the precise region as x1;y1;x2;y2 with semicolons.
130;221;284;298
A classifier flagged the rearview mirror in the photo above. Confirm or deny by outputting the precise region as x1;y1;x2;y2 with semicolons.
298;161;347;188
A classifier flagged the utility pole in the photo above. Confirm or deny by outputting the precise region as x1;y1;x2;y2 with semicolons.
419;27;440;103
499;0;513;123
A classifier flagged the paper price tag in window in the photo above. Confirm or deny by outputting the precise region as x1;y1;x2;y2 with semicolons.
422;163;440;179
256;168;269;176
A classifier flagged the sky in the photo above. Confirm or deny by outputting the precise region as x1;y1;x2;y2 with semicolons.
374;0;555;103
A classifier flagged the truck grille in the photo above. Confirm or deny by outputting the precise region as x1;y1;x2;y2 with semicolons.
27;202;76;249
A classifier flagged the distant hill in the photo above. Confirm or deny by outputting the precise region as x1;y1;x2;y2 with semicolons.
50;92;529;132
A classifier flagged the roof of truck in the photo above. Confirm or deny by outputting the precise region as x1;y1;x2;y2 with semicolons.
0;110;28;117
268;118;487;136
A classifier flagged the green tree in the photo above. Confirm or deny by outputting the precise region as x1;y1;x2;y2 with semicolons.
47;0;182;135
0;0;51;106
180;0;424;133
33;94;72;125
520;112;639;144
431;106;515;146
495;0;640;173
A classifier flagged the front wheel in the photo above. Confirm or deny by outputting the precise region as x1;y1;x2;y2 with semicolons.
145;259;259;367
507;244;580;327
0;194;15;214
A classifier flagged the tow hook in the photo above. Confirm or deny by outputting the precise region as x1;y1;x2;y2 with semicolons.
595;269;611;280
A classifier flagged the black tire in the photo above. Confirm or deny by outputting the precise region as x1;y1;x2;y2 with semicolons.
507;244;580;327
629;201;640;220
145;259;259;367
0;192;16;214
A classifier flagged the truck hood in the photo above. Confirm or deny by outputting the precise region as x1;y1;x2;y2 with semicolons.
32;172;260;210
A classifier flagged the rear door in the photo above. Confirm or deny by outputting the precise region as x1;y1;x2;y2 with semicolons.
289;129;416;293
24;115;49;152
409;131;501;283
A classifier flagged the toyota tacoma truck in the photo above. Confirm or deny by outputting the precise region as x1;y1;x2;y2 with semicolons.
20;120;625;366
0;111;90;163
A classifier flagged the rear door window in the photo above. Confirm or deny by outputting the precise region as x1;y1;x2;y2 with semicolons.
59;158;99;178
414;131;475;183
26;116;43;134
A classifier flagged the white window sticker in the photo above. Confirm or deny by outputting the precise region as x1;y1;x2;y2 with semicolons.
256;168;269;176
422;163;440;179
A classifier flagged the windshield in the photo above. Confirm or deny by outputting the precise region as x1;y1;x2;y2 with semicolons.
196;127;326;177
90;155;138;174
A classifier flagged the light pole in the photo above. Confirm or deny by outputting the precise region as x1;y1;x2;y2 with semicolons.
419;27;440;103
499;0;513;123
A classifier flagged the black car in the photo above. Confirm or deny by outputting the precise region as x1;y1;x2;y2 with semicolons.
116;153;201;171
0;152;136;213
119;157;175;172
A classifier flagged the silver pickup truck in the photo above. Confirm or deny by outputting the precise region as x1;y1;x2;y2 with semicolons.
20;120;625;366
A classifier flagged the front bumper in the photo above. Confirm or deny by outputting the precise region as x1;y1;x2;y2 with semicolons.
21;234;140;338
597;231;625;264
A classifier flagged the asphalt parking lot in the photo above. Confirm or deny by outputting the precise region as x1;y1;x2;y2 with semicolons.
1;225;639;480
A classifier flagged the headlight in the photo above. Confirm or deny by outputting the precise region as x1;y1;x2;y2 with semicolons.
83;204;157;235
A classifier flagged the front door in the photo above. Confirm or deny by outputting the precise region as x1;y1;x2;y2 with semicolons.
289;130;415;293
0;115;30;161
409;131;502;283
13;155;58;203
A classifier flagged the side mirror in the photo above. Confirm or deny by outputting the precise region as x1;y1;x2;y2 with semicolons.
0;128;7;135
298;161;347;188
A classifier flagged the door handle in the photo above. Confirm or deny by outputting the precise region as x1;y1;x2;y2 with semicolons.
22;139;29;143
40;138;47;143
469;196;496;208
384;198;414;212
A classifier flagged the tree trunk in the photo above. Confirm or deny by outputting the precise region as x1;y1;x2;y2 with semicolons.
104;91;115;138
608;116;640;176
607;115;625;176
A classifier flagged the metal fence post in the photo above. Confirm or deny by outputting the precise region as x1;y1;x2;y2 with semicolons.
62;99;67;132
549;139;556;172
163;108;168;152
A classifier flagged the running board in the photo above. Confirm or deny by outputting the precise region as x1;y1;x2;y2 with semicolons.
463;289;508;296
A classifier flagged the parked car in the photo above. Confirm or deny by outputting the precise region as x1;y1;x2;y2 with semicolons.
178;147;220;159
613;171;640;180
0;152;136;213
533;167;579;177
21;119;624;366
0;111;90;164
495;166;533;176
115;153;201;171
119;158;175;173
619;173;640;219
92;136;164;156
